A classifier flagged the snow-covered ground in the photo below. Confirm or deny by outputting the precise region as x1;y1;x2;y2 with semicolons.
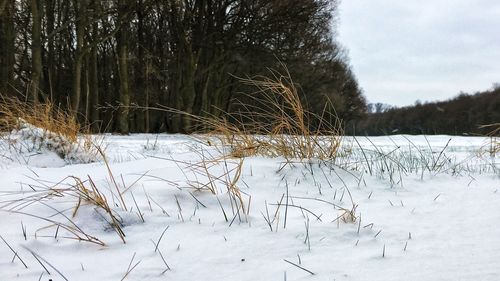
0;133;498;281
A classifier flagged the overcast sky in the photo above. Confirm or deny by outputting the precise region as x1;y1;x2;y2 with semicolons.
337;0;500;107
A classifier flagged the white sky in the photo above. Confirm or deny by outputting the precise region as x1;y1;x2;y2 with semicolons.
337;0;500;106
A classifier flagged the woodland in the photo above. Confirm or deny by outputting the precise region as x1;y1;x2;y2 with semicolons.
0;0;497;136
355;88;500;136
0;0;365;134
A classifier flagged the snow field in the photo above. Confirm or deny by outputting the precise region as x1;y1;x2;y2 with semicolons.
0;134;499;281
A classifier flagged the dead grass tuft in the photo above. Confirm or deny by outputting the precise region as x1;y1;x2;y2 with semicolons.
0;95;80;141
0;95;101;163
1;173;128;245
157;67;343;161
70;175;126;243
210;69;343;160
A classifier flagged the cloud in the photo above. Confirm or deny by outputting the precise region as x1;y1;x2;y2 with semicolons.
338;0;500;106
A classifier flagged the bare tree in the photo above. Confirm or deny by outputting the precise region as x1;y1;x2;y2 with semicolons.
0;0;14;93
30;0;42;103
71;0;87;112
116;0;131;134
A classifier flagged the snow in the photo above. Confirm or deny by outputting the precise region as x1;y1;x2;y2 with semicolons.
0;133;498;281
1;120;100;167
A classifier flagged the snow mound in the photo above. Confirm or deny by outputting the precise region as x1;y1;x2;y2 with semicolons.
4;119;100;166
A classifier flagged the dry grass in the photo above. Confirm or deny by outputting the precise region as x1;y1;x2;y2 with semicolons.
160;68;344;161
70;175;126;243
0;95;80;141
0;95;101;162
210;69;343;160
194;153;248;222
480;123;499;155
147;68;344;222
0;144;129;245
488;123;499;154
1;172;128;245
161;147;249;222
1;181;107;246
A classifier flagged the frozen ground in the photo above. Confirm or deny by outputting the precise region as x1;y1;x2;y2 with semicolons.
0;134;498;281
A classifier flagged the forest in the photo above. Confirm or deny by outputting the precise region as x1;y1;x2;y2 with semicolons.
1;0;497;136
353;87;500;136
0;0;366;134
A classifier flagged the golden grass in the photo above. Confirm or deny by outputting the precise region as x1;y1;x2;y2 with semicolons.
154;68;343;161
0;95;102;162
0;96;121;243
0;95;80;142
71;175;126;243
144;68;345;223
130;65;344;162
206;69;344;161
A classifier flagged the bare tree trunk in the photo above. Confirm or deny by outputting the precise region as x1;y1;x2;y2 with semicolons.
180;52;196;132
135;1;146;132
89;16;99;132
45;0;55;101
117;0;130;134
89;45;99;131
0;0;14;94
145;60;150;132
167;1;198;133
30;0;42;103
72;0;86;112
83;54;90;122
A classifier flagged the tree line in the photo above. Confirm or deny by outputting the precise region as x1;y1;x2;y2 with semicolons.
353;87;500;136
0;0;366;134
